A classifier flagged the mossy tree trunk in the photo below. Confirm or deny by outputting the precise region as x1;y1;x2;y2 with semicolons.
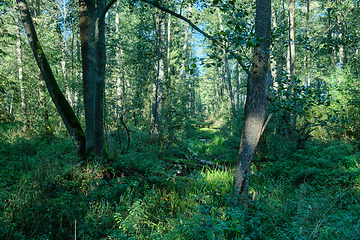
17;0;86;157
17;0;112;160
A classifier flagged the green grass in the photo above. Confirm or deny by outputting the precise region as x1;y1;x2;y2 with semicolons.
1;123;360;239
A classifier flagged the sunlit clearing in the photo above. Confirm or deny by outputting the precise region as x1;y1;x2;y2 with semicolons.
199;167;233;196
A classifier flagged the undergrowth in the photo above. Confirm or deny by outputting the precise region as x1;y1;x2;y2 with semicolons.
1;122;360;239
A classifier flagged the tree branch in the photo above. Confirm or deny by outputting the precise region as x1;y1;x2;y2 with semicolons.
260;113;272;135
100;0;118;22
139;0;250;75
141;0;221;45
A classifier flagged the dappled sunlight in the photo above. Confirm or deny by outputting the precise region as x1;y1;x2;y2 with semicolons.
2;0;360;238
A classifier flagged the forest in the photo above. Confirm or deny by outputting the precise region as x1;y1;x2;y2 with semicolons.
1;0;360;239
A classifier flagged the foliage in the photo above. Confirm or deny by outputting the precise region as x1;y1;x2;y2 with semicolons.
265;141;360;188
269;69;332;148
1;123;360;239
1;0;360;239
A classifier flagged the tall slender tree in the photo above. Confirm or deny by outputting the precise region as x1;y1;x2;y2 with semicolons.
16;15;27;131
150;11;166;137
217;8;235;115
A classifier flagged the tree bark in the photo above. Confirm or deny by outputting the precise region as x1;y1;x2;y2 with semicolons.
16;16;27;131
167;15;172;94
304;0;310;87
234;0;271;194
178;13;190;84
150;12;166;137
287;0;295;77
337;14;345;68
17;0;86;157
218;8;235;115
79;0;106;158
270;7;278;89
115;1;122;116
57;1;73;107
287;0;297;137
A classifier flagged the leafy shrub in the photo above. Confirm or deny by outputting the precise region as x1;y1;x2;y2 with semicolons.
264;141;360;187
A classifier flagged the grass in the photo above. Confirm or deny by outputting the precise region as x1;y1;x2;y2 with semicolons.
1;121;360;239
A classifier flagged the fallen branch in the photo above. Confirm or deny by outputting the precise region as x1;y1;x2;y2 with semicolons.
187;148;223;169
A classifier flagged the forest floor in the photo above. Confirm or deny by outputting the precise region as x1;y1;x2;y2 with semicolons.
1;121;360;239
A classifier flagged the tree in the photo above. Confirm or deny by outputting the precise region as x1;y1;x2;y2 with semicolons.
150;11;166;138
287;0;297;137
17;0;120;159
141;0;272;194
234;0;271;194
16;14;27;131
17;0;86;157
79;0;106;158
217;8;235;115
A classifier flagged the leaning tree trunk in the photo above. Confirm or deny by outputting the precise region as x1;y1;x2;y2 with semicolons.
234;0;271;194
17;0;86;157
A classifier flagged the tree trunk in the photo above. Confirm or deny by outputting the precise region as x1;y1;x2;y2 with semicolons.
115;1;122;116
79;0;106;158
16;16;27;131
304;0;310;87
178;13;190;85
287;0;297;137
150;12;166;137
337;15;345;68
218;8;235;115
287;0;295;77
327;8;336;67
235;63;241;111
270;7;278;89
234;0;271;194
57;1;73;108
167;15;172;95
17;0;86;157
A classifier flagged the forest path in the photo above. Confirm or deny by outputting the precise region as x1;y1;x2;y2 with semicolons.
185;120;234;165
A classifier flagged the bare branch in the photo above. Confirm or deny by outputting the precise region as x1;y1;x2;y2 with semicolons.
139;0;250;75
260;113;272;135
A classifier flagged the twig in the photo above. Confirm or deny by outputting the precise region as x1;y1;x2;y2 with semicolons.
187;148;223;169
260;113;272;135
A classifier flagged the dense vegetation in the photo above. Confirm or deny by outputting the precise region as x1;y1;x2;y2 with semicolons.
1;0;360;239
